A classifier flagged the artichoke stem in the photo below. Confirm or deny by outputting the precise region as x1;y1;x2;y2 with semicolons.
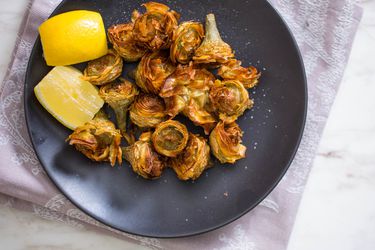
114;108;135;145
205;14;223;43
114;108;127;134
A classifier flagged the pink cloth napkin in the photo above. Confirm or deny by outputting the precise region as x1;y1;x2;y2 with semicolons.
0;0;362;249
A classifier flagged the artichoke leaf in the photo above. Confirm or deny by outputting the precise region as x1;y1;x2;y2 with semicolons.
218;59;261;89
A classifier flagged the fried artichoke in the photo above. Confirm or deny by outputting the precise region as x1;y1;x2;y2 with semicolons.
152;120;189;157
170;133;210;181
99;78;139;137
123;132;165;179
108;23;147;62
82;49;123;85
170;21;204;64
160;63;216;133
133;2;180;51
209;79;253;123
218;59;261;89
209;121;246;164
129;93;167;128
183;99;217;135
67;111;122;166
160;63;214;117
135;50;176;94
193;14;234;66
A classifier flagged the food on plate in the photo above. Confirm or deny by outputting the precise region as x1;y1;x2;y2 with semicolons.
159;63;217;134
183;99;217;135
160;63;214;117
99;78;139;137
123;132;165;179
170;21;204;64
129;93;167;128
209;79;253;123
67;110;122;166
34;66;104;130
132;2;180;51
170;133;210;180
152;120;189;157
108;23;146;62
218;59;261;89
135;50;175;94
39;10;107;66
36;1;262;177
82;49;123;85
209;121;246;164
193;13;234;66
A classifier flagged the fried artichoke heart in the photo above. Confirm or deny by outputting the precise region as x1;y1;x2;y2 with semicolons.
108;23;147;62
123;132;165;179
135;50;175;94
193;14;234;66
99;78;139;137
160;63;213;116
170;21;204;64
67;111;122;166
170;133;210;181
209;121;246;164
82;49;123;85
218;59;261;89
160;63;217;133
209;79;253;123
129;93;167;128
133;2;180;51
152;120;189;157
183;99;217;135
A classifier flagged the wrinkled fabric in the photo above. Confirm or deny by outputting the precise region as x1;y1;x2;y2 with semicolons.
0;0;362;249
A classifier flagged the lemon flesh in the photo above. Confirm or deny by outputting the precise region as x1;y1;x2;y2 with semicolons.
34;66;104;130
39;10;108;66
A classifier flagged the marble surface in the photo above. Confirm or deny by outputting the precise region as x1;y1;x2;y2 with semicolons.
0;0;374;249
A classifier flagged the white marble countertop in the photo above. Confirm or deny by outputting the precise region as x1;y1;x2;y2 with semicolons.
0;1;374;249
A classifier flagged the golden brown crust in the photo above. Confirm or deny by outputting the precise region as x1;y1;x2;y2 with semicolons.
67;111;122;166
152;120;189;157
135;50;175;94
170;21;204;64
132;2;180;51
108;23;147;62
218;59;261;89
82;49;123;85
129;93;167;128
123;132;165;179
170;133;210;180
209;121;246;164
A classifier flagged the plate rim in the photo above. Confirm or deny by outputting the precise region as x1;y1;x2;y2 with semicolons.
24;0;308;238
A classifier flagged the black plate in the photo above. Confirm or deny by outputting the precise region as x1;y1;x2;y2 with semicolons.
24;0;307;238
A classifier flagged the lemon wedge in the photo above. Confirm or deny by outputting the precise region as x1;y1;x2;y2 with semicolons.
39;10;108;66
34;66;104;130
